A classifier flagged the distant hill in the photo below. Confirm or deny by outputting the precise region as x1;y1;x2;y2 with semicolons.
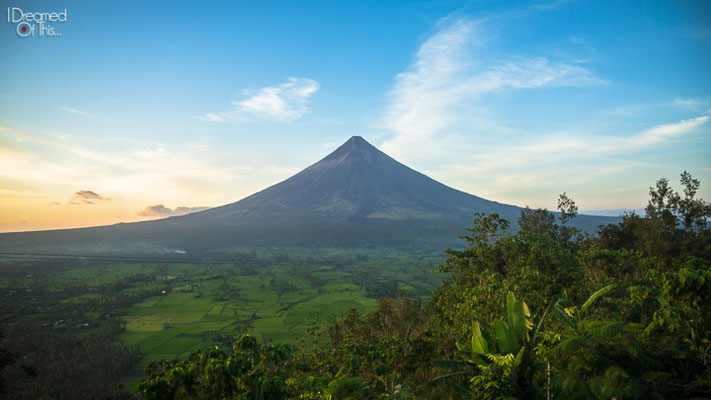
0;136;618;256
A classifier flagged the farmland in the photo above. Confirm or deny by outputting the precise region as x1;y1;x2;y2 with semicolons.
0;247;443;391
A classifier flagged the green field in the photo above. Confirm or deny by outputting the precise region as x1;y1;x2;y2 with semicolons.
115;264;380;388
3;247;443;390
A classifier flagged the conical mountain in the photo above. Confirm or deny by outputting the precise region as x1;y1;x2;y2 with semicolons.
0;136;617;255
193;136;513;223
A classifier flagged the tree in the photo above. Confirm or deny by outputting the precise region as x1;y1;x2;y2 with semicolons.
677;171;708;231
557;192;578;225
139;335;291;399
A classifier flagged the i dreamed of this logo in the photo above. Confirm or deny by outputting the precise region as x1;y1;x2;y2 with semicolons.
7;7;67;38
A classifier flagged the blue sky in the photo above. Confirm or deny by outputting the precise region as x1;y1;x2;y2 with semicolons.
1;0;709;231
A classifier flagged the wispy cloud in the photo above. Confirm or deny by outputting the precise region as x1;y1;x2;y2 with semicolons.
459;116;709;173
376;14;709;209
195;77;319;122
137;204;209;217
70;190;110;205
58;106;91;116
633;116;709;145
428;114;709;208
379;17;601;160
606;98;710;117
673;97;710;111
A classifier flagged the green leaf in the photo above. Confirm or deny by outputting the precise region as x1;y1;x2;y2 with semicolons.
506;292;516;326
495;320;511;354
532;303;554;346
553;336;586;354
495;320;519;354
471;321;488;355
505;323;521;353
522;301;533;330
580;284;614;314
656;296;670;308
456;346;473;359
512;345;526;369
470;353;487;366
511;300;527;340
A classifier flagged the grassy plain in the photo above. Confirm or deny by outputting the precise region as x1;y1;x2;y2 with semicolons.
16;247;443;390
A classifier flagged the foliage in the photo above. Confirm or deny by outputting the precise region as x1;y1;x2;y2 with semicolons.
432;292;544;399
0;321;140;400
138;335;292;399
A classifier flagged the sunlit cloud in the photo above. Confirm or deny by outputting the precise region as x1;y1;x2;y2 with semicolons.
137;204;209;217
633;116;708;145
70;190;110;205
428;115;709;208
0;124;280;231
195;77;320;122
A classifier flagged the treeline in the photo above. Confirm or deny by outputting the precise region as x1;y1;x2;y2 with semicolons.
0;319;141;399
0;264;156;399
138;172;711;399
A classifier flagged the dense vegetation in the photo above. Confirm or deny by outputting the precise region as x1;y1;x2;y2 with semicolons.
137;172;711;399
1;172;709;399
0;260;144;399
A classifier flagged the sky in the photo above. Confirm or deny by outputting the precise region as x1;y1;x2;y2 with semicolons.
1;0;710;232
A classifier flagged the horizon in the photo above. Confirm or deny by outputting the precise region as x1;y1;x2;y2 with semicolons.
2;0;710;233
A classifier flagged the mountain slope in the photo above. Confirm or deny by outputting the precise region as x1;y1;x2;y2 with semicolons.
0;136;617;255
194;136;516;222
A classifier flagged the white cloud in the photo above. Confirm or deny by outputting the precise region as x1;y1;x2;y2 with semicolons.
137;204;209;218
674;98;702;107
195;77;319;122
458;116;708;174
672;97;709;112
379;18;602;159
633;116;709;145
374;14;711;210
58;105;91;116
197;113;227;122
427;115;709;208
379;17;601;161
606;98;710;118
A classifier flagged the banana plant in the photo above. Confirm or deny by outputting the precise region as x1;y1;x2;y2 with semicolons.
432;286;620;399
432;292;552;398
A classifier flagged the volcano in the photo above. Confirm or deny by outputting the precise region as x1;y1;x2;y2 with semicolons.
193;136;518;222
0;136;616;255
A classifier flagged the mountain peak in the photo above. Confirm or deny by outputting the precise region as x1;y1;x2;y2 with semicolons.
345;135;367;144
340;135;374;151
321;136;380;165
